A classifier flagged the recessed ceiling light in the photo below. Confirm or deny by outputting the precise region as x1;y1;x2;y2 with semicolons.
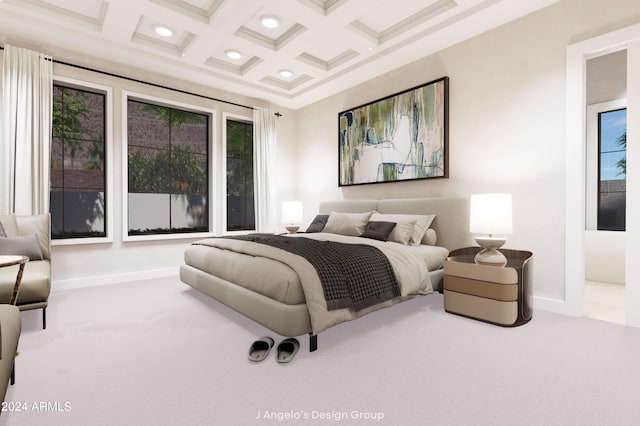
260;15;279;29
225;49;243;60
153;24;174;37
279;69;293;78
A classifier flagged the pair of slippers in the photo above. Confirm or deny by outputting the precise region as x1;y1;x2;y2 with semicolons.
248;337;299;363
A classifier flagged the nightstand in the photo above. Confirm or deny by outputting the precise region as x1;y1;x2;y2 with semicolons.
444;247;532;326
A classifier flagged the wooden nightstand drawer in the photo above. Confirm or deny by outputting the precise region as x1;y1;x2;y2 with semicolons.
444;290;518;325
444;276;518;301
444;247;532;327
444;259;518;284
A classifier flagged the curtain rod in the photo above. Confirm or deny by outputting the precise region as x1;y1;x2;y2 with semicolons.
0;45;282;117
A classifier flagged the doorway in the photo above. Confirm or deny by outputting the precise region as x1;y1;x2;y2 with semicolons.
566;23;640;326
583;53;627;324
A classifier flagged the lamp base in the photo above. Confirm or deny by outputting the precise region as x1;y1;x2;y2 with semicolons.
285;225;299;234
474;237;507;267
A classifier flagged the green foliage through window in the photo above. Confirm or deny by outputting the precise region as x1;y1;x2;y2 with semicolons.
50;84;106;239
226;119;254;231
127;99;209;235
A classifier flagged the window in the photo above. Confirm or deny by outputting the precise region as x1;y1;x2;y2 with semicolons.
586;100;627;232
126;98;209;236
598;108;626;231
225;118;255;231
50;83;107;239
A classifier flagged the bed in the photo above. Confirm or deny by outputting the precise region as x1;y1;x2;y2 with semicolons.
180;197;471;351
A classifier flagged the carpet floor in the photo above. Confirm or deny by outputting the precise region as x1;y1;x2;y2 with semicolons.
2;276;640;425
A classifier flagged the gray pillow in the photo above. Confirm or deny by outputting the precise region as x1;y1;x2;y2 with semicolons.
305;214;329;233
0;221;5;237
360;221;397;241
0;234;44;260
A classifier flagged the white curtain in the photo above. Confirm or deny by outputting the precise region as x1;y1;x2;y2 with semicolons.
253;107;278;233
1;44;53;215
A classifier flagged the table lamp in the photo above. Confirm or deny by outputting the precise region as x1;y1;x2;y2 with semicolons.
282;201;303;233
469;193;512;267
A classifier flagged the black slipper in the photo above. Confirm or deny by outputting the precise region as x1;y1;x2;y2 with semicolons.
276;338;300;363
248;337;274;362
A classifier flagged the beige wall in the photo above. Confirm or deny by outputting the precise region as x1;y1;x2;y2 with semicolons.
295;0;640;301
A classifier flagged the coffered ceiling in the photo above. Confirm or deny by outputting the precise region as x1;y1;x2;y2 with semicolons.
0;0;558;109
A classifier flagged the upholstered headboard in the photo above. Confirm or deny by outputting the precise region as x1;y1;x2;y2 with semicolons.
318;197;471;251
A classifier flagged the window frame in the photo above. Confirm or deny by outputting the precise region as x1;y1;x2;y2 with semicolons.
51;76;113;246
122;90;216;242
586;98;627;232
221;112;255;235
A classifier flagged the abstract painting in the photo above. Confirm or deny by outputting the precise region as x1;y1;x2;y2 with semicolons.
338;77;448;186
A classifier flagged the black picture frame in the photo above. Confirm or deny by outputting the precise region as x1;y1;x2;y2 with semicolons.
338;76;449;187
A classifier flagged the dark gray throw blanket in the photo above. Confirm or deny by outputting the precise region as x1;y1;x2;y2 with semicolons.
221;234;401;311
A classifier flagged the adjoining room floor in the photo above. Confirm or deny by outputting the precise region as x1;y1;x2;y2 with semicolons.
584;280;625;325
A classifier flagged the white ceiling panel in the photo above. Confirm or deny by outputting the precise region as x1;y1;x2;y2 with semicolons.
356;0;445;33
0;0;561;109
183;0;216;9
43;0;105;19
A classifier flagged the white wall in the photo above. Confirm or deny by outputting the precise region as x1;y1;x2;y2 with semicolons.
625;39;640;325
585;231;625;284
296;0;640;303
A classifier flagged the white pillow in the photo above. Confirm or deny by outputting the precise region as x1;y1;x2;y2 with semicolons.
370;213;435;245
387;219;417;244
422;228;437;246
323;211;372;236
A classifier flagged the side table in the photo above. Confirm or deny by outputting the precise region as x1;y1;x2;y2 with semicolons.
0;255;29;305
444;247;532;326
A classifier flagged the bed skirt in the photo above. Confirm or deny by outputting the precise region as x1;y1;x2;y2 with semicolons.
180;264;313;337
180;263;445;337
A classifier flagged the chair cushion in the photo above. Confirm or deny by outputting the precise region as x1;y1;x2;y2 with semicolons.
0;304;21;403
0;260;51;305
0;215;51;310
0;304;20;359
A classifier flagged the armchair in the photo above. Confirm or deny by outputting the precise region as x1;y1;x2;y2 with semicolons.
0;304;20;405
0;214;51;329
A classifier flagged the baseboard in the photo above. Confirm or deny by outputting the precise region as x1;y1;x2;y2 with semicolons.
52;267;179;292
533;295;576;317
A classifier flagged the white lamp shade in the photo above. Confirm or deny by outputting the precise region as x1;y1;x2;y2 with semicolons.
470;193;513;235
282;201;303;224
